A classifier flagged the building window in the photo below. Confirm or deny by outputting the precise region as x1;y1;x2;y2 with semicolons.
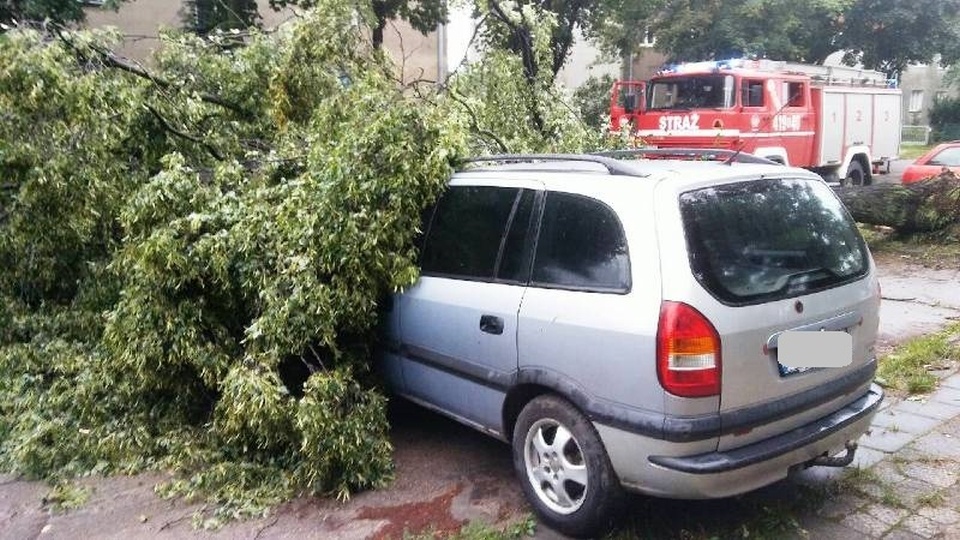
909;90;924;112
639;28;656;48
936;90;949;102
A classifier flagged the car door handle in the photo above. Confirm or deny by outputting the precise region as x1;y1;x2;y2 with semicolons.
479;315;504;335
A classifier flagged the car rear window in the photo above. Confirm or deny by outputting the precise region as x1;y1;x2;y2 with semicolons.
679;178;869;305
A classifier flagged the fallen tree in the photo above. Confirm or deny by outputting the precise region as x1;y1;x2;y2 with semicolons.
0;2;605;527
835;171;960;233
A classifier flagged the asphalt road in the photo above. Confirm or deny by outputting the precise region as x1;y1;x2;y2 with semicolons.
880;158;909;184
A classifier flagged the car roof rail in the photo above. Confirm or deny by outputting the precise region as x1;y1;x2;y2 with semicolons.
595;148;783;166
461;154;643;176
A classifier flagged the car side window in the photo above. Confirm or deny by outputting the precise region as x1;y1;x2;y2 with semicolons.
421;185;520;280
531;193;630;292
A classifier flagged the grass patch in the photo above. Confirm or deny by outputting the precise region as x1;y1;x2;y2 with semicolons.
42;481;91;512
899;145;935;160
860;225;960;270
833;467;903;508
877;323;960;395
917;491;946;507
861;225;960;268
405;517;537;540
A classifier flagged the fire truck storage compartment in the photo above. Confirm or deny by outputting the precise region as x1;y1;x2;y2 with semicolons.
814;86;901;167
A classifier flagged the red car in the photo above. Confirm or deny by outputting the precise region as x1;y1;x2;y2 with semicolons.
901;141;960;184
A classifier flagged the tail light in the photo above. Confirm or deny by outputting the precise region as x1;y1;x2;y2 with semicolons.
657;301;721;398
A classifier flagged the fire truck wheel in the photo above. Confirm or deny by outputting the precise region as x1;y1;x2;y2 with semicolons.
844;161;866;186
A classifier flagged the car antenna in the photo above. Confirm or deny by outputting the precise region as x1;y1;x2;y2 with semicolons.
724;140;748;166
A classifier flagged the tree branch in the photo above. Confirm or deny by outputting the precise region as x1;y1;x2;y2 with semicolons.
54;28;253;118
446;89;509;154
144;104;224;161
484;0;545;135
487;0;538;83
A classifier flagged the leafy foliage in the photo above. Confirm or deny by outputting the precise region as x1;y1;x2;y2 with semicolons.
0;1;610;523
269;0;447;49
929;96;960;142
0;0;126;27
837;0;960;76
572;73;615;130
478;0;622;78
643;0;851;64
596;0;960;77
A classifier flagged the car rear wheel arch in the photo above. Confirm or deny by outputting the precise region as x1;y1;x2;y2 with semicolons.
503;384;554;442
504;370;600;441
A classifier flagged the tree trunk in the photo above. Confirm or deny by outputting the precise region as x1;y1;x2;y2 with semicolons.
834;172;960;232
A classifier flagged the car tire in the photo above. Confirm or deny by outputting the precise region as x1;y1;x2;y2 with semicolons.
844;161;867;186
512;395;624;538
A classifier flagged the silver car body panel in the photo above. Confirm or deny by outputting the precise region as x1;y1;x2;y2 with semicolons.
379;159;882;499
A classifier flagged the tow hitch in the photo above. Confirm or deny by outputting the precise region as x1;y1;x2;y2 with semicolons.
809;441;858;467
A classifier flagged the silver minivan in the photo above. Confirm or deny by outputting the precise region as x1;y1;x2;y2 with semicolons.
379;153;883;537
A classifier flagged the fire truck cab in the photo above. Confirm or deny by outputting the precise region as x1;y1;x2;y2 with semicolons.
611;59;902;185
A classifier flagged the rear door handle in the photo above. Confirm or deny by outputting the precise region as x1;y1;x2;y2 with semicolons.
480;315;504;335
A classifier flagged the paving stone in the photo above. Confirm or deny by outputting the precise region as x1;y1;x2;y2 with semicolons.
894;399;960;421
865;503;910;525
873;461;908;484
893;478;945;510
943;374;960;391
941;481;960;509
917;505;960;525
793;515;872;540
841;511;894;537
899;515;941;538
912;432;960;460
900;461;959;488
860;428;917;453
930;386;960;408
852;446;889;468
816;494;870;520
883;529;928;540
871;409;944;435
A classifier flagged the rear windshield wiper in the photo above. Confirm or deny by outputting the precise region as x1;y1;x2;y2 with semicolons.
775;267;841;292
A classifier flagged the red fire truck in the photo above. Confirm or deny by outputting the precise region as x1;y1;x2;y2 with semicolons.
609;58;902;185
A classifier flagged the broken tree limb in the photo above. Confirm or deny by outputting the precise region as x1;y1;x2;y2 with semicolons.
834;171;960;233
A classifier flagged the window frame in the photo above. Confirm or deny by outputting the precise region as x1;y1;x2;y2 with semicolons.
909;90;924;113
741;78;766;108
528;191;632;295
782;80;806;108
418;184;538;284
678;177;870;307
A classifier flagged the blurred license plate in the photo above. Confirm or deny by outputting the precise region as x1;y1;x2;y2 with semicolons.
777;331;852;377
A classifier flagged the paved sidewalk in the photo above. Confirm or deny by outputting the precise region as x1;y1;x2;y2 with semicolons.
794;373;960;539
530;372;960;540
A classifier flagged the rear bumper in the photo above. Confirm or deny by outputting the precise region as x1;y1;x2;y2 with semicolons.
596;383;883;499
649;383;883;474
